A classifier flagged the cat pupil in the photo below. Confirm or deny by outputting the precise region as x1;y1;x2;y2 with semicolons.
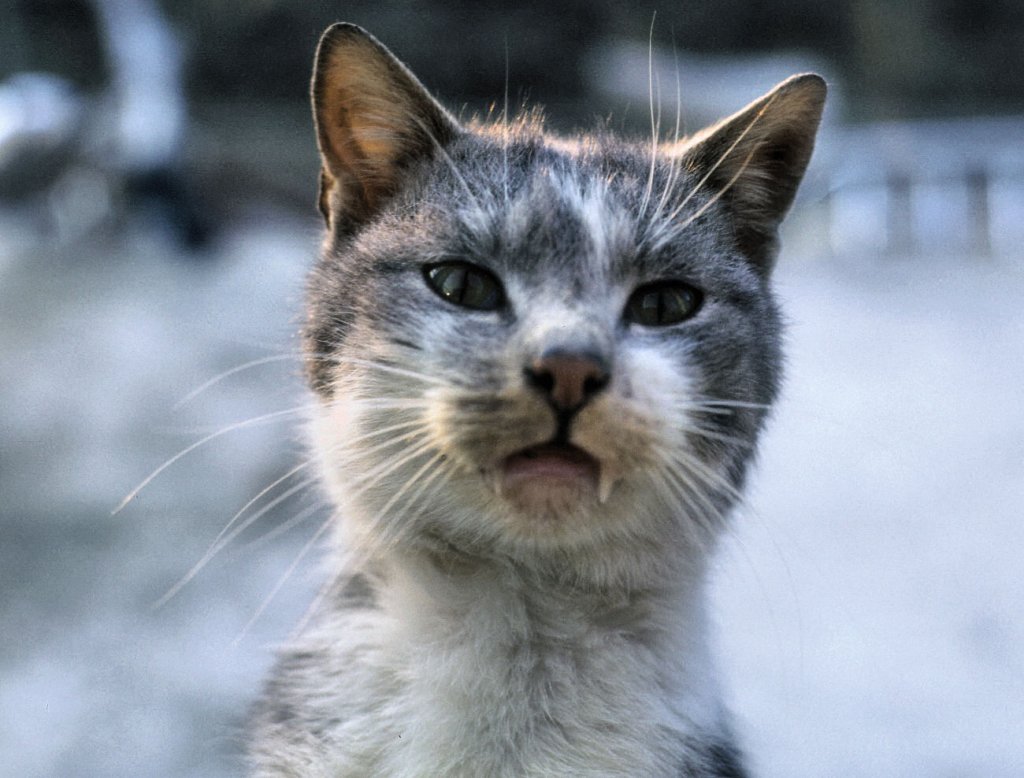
639;291;660;321
436;265;466;300
661;287;696;321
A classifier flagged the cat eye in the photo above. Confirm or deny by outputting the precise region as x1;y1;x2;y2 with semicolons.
424;262;505;311
625;281;702;327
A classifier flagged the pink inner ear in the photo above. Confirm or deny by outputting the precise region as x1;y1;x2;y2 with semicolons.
312;28;460;229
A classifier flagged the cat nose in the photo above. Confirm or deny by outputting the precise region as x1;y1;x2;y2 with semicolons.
525;349;610;412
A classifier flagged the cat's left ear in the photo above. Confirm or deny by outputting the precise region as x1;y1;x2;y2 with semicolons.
674;74;826;274
311;23;461;232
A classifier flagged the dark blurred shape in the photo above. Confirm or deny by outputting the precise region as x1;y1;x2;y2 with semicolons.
123;165;211;250
0;0;212;249
0;72;83;202
90;0;211;249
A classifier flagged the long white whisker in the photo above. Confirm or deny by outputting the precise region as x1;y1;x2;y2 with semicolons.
663;457;724;530
372;451;450;552
240;500;325;552
338;417;429;449
174;355;300;409
288;566;341;641
662;92;779;229
345;398;433;411
231;515;333;647
328;356;449;387
502;35;511;207
153;472;320;609
638;13;660;218
409;114;487;216
348;435;437;492
672;144;760;232
675;451;748;508
648;463;713;552
677;419;753;449
211;459;317;549
113;405;310;515
692;398;770;411
352;426;432;462
652;42;686;222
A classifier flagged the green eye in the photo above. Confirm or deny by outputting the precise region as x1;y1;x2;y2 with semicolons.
625;281;702;327
424;262;505;311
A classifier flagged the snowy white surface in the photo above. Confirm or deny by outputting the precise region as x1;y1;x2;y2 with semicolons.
0;216;1021;777
716;252;1024;777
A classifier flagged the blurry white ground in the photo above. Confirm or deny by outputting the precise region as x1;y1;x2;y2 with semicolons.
716;251;1024;777
0;215;1021;777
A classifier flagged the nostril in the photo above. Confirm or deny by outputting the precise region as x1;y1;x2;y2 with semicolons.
525;366;556;395
582;373;608;396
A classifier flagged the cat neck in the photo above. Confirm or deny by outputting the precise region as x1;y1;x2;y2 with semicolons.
338;543;731;774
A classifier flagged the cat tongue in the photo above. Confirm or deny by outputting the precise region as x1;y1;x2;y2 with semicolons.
502;444;599;489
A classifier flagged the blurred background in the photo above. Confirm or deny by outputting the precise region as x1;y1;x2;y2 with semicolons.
0;1;1021;776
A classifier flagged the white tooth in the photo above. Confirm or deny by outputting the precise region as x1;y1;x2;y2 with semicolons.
598;473;614;504
484;468;503;497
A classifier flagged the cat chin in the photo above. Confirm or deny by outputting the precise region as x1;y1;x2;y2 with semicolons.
499;477;598;521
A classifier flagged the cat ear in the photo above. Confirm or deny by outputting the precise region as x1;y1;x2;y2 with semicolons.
311;23;460;230
673;74;825;273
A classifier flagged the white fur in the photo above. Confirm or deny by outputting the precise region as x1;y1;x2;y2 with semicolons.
255;543;727;777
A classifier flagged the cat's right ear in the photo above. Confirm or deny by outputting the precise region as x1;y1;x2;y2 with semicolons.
311;24;460;231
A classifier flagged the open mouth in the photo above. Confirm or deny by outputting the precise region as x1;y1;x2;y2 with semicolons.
501;443;600;493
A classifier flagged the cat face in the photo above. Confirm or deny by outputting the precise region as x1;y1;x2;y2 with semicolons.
303;24;824;563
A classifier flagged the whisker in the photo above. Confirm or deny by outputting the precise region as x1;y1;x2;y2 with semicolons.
663;445;749;519
689;398;771;414
678;421;753;449
211;459;318;550
677;453;748;508
344;398;433;412
240;500;326;552
231;514;334;647
352;426;432;462
174;355;300;409
660;91;778;231
288;563;343;641
153;472;321;609
663;457;724;530
648;463;713;552
348;435;437;491
409;114;488;216
372;451;450;552
338;417;429;449
671;143;760;232
651;42;686;223
638;12;660;218
113;405;311;515
502;34;511;207
386;460;456;553
328;356;449;387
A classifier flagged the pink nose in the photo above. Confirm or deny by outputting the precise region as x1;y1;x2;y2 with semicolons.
525;350;609;411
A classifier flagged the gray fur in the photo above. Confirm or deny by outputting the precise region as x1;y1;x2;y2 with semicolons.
248;23;824;776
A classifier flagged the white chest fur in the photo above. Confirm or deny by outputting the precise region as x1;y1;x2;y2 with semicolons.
284;556;727;777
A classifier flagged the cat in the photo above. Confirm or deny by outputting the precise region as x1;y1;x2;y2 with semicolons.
247;22;824;777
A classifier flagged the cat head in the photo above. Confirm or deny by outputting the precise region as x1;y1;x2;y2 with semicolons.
304;24;824;572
